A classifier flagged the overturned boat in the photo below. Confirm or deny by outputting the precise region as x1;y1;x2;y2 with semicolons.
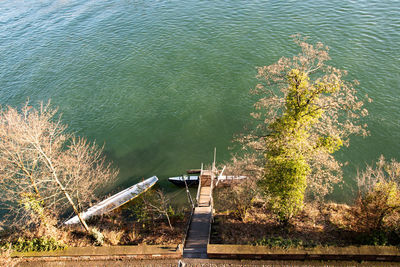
65;176;158;225
168;175;247;187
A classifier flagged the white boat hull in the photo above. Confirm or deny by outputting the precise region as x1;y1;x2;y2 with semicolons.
65;176;158;225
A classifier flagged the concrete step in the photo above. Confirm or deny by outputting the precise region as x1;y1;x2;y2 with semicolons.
186;231;209;238
183;246;207;252
183;252;208;259
185;240;208;247
187;230;210;238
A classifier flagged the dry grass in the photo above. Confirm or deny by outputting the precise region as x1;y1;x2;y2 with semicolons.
0;247;20;267
0;208;189;253
62;209;189;246
211;202;365;247
103;230;125;246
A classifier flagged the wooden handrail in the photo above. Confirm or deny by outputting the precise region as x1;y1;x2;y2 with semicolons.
196;177;201;206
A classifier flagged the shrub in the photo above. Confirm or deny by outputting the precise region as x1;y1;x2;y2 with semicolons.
214;180;257;222
2;236;66;252
352;156;400;233
103;230;124;246
89;228;104;246
252;236;305;249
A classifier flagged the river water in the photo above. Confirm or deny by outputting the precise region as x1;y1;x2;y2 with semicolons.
0;1;399;200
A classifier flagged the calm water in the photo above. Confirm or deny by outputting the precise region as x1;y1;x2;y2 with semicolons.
0;0;399;200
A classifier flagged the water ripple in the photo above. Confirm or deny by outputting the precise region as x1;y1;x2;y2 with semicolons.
0;0;399;198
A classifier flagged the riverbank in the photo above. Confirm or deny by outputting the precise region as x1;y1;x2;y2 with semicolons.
210;201;400;247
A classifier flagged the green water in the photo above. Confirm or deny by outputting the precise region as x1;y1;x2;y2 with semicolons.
0;1;399;200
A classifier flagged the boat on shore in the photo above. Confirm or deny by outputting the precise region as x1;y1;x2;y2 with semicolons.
168;175;247;187
65;176;158;225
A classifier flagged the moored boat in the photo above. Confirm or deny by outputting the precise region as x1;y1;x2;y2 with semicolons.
186;169;201;174
168;174;247;187
168;175;199;187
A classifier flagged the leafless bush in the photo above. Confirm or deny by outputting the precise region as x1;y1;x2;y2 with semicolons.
351;156;400;232
142;190;174;230
0;102;118;232
214;179;258;222
223;153;264;181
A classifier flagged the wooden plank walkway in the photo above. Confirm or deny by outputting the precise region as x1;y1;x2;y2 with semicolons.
198;186;211;207
183;206;211;258
183;170;213;259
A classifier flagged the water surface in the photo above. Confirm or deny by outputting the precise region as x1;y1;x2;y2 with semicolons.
0;0;399;200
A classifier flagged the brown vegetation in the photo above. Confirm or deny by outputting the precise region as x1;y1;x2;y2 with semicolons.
351;156;400;234
0;102;188;255
66;210;188;247
0;189;189;251
212;200;365;246
210;36;400;245
212;156;400;247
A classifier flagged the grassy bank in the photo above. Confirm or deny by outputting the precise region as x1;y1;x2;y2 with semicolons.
211;198;400;248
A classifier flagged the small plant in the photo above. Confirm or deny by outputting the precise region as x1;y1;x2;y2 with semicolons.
169;207;186;221
356;230;389;246
252;236;304;249
1;236;66;252
128;198;151;230
19;193;45;220
89;228;104;246
103;230;124;245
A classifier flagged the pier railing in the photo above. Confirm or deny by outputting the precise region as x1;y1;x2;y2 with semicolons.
195;163;203;206
182;203;195;249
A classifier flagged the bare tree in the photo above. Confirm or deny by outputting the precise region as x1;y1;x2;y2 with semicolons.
223;153;264;182
142;190;174;230
0;102;118;232
214;179;258;222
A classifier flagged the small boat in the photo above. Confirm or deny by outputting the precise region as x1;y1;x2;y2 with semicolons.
217;175;247;181
168;175;247;187
65;176;158;225
168;175;199;187
186;169;201;174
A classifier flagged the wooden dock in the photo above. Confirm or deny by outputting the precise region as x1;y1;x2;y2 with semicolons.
183;170;214;258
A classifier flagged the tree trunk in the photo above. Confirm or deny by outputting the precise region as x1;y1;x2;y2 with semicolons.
36;145;90;232
165;211;173;230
